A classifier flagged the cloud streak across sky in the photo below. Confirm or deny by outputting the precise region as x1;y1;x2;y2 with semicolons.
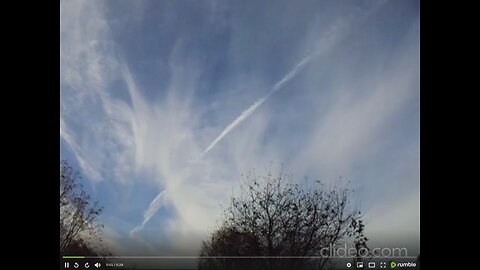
60;0;419;256
199;54;313;159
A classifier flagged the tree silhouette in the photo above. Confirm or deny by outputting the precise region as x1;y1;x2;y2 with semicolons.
199;171;368;270
60;160;105;255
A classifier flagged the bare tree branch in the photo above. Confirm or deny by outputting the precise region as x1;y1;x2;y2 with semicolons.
199;170;369;270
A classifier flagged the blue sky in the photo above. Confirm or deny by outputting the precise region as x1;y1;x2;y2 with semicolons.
60;0;419;256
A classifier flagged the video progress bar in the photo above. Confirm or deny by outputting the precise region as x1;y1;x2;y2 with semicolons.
67;256;418;259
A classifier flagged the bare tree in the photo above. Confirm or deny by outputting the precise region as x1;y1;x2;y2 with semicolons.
199;226;262;270
60;160;104;255
199;170;368;270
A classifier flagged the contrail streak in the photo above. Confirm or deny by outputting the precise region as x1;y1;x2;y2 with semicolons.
199;55;313;159
131;55;313;236
197;2;387;160
130;4;386;236
130;190;166;237
131;23;337;236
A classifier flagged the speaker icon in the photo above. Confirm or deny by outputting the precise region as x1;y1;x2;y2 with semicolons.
94;262;101;268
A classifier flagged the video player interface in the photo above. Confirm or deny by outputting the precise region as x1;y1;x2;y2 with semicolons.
60;0;420;269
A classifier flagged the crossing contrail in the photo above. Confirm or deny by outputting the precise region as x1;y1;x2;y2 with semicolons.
199;55;313;159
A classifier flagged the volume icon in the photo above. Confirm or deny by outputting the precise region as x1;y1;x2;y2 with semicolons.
94;262;101;268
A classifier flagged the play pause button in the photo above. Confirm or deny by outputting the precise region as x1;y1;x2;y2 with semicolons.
64;262;69;268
